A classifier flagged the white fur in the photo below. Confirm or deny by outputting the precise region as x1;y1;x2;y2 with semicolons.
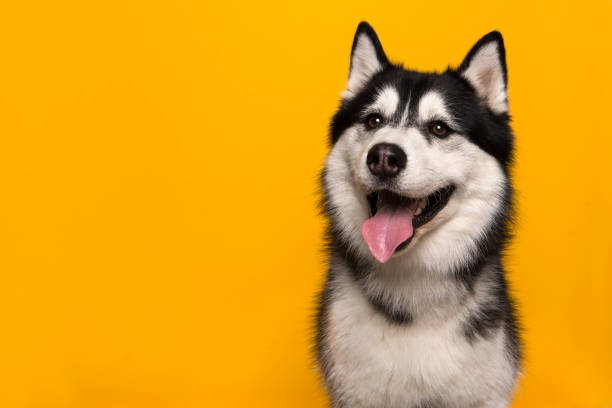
322;86;518;407
327;89;506;277
418;90;453;126
324;128;371;255
321;29;518;406
399;92;411;127
324;264;516;407
461;42;508;114
366;86;400;117
326;262;515;408
344;34;383;99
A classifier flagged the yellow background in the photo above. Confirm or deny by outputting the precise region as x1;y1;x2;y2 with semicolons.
0;0;610;407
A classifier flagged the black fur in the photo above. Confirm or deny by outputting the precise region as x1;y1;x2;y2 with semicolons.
350;21;390;72
459;31;507;89
461;255;522;365
315;22;522;406
330;25;513;168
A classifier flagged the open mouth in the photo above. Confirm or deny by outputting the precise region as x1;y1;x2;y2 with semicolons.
361;185;455;263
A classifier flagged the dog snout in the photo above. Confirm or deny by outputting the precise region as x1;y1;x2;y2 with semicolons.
366;143;407;180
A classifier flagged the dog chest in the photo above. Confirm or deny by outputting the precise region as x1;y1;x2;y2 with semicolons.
323;278;512;407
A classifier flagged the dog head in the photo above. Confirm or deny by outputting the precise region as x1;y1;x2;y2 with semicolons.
323;22;513;273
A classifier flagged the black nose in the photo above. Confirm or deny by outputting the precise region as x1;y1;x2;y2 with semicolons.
366;143;407;180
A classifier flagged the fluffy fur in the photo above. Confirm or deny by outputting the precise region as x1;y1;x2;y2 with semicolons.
316;22;521;408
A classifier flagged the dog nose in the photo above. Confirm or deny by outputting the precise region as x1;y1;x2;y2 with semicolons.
366;143;407;180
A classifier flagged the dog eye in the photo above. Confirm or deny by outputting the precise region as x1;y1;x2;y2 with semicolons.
429;121;451;137
365;114;383;129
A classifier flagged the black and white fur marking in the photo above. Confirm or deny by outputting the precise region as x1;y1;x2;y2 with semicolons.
316;22;521;408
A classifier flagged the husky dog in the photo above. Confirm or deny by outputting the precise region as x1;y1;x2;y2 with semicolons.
316;22;521;408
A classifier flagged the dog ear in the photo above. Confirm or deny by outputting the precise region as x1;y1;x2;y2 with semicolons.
459;31;508;114
344;22;389;99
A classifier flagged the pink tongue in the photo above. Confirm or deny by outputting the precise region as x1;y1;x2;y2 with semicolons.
361;200;415;263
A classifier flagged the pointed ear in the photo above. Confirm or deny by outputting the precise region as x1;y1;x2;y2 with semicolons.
459;31;508;114
344;22;389;99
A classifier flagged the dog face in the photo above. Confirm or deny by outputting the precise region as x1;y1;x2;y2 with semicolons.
323;23;513;272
